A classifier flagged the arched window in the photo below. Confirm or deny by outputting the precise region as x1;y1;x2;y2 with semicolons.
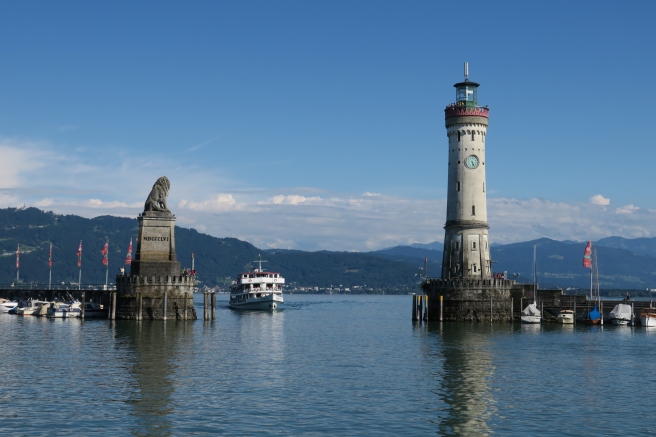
457;181;460;191
471;132;475;141
458;131;461;141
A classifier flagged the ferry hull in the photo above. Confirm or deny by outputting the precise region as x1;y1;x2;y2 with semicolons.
229;294;283;311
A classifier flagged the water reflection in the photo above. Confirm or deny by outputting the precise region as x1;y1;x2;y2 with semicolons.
427;323;497;436
112;320;194;437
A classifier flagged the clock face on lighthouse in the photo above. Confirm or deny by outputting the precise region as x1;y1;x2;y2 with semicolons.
464;155;479;169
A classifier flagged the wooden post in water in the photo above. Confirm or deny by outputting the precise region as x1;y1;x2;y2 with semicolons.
573;300;576;325
163;291;168;321
211;292;216;320
204;292;209;320
110;291;116;320
490;294;493;323
423;295;428;321
440;295;443;322
600;301;604;326
511;298;514;323
81;291;86;319
184;292;189;320
412;295;418;321
137;293;142;321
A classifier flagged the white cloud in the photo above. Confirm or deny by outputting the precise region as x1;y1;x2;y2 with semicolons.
616;204;639;215
179;194;243;212
590;194;610;206
261;195;323;205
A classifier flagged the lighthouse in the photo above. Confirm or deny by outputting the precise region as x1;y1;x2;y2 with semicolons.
441;63;492;280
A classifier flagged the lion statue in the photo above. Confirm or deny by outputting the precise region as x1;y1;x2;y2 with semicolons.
144;176;171;213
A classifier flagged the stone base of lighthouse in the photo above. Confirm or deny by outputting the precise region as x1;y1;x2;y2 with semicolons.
422;278;530;322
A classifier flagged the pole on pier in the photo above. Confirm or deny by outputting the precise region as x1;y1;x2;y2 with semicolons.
440;295;443;322
490;294;493;323
81;291;86;319
184;292;189;320
511;298;514;322
211;292;216;320
163;291;168;321
600;301;604;326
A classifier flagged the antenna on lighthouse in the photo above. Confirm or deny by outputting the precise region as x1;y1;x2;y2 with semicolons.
464;62;469;81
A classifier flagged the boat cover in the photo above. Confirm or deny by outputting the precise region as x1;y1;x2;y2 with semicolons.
521;303;541;317
609;304;632;320
588;306;600;321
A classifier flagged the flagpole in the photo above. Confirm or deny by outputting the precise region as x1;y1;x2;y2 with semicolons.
105;239;109;290
16;244;19;282
78;240;82;291
48;243;52;290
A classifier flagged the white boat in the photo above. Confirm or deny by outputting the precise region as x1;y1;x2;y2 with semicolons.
47;301;82;318
556;309;574;324
15;299;50;316
229;256;284;310
640;308;656;327
609;303;632;325
521;245;541;324
0;298;18;313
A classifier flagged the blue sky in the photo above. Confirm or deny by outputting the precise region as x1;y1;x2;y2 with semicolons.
1;0;655;251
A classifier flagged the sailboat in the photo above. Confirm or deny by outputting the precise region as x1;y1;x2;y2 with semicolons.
583;241;601;325
521;244;541;324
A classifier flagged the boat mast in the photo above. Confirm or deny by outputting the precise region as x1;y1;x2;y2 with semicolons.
533;244;537;305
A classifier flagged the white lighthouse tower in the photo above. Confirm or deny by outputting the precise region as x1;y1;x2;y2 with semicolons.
441;63;492;280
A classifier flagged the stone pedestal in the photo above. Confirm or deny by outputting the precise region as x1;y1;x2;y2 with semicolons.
116;210;196;320
130;211;181;277
422;278;523;322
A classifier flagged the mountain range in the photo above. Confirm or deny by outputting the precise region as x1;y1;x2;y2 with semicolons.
2;207;656;292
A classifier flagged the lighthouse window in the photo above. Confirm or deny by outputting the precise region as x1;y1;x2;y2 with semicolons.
472;241;477;250
457;182;460;191
483;183;485;192
458;132;461;141
471;132;475;141
472;205;476;215
473;264;478;273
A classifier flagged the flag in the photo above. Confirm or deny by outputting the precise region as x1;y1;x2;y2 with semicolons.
77;241;82;268
102;240;109;266
125;238;133;265
48;243;52;268
582;240;592;269
16;244;19;269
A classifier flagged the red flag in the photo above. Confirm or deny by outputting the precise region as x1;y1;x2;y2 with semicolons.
16;244;19;269
125;239;133;265
102;240;109;266
582;240;592;269
48;243;52;268
77;241;82;268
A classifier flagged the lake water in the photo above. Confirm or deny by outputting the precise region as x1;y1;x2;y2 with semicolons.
1;294;655;436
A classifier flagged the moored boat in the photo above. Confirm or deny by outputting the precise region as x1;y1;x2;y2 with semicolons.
83;302;108;318
47;301;82;318
521;245;541;324
609;303;632;325
15;299;50;316
0;298;18;313
640;308;656;327
556;309;574;324
229;256;284;310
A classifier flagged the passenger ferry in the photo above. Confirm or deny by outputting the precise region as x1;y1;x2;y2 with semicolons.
229;256;284;310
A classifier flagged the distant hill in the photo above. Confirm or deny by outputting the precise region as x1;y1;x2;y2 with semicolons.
0;208;420;293
3;207;656;292
366;238;656;291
